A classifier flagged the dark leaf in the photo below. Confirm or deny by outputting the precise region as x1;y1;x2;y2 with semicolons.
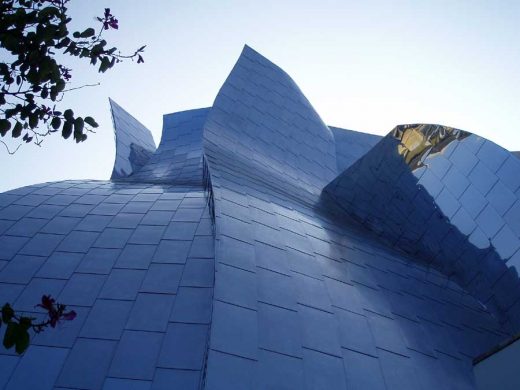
56;79;66;92
28;113;38;129
74;117;84;135
12;122;23;138
63;109;74;121
19;316;32;331
84;116;98;128
38;6;59;21
56;37;71;49
3;322;17;350
51;116;61;130
4;109;15;119
0;119;11;136
1;304;14;323
15;328;30;354
80;28;95;38
99;57;111;73
49;86;58;101
62;121;72;139
13;125;23;138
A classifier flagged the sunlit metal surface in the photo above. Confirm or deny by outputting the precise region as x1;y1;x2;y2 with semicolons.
204;45;337;202
109;99;156;179
121;108;210;185
330;126;382;171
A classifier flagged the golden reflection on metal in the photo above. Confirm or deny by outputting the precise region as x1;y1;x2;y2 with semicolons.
392;124;471;169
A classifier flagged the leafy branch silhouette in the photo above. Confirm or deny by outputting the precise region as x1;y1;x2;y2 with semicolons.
1;295;76;354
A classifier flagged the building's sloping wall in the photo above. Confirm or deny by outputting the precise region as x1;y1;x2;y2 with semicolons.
0;180;214;389
110;99;156;179
204;45;337;202
330;126;382;171
325;124;520;332
202;47;505;389
0;46;516;390
122;108;210;185
473;336;520;390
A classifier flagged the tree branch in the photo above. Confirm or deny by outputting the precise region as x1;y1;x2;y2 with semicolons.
0;140;21;154
62;82;100;92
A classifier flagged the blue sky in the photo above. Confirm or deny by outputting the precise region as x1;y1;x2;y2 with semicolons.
1;0;519;192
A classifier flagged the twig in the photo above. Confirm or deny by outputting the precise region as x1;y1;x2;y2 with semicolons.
0;140;21;154
62;82;100;92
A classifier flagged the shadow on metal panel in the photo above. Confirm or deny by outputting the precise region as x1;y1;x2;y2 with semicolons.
324;124;520;331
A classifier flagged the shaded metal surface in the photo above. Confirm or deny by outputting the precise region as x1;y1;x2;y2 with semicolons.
473;336;520;390
325;124;520;331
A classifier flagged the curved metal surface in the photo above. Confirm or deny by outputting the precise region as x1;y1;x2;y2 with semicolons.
202;47;505;389
124;108;210;185
110;98;156;180
330;126;382;171
0;46;517;389
0;179;214;389
325;123;520;330
203;45;337;202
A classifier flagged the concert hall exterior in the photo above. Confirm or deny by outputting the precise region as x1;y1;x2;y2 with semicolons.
1;46;519;389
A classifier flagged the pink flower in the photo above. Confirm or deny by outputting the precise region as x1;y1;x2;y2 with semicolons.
103;9;119;30
36;295;55;311
62;310;77;321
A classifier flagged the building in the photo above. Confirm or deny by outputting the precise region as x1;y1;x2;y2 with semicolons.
0;45;519;389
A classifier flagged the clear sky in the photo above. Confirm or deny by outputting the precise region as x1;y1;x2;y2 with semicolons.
1;0;519;193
